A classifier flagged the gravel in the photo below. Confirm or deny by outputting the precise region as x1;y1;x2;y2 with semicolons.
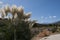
40;34;60;40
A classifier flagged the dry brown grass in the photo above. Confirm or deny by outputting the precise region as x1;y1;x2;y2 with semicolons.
31;29;52;40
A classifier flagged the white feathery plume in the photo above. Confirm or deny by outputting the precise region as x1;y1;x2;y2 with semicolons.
4;5;10;12
11;5;17;13
11;5;17;19
17;6;24;19
24;12;31;19
0;9;6;18
29;20;37;29
17;6;24;13
14;13;18;19
4;5;10;16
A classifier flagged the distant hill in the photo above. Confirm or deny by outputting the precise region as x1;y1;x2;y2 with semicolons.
33;21;60;27
53;21;60;24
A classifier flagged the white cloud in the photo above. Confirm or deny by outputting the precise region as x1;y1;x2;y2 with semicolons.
45;17;47;19
53;16;56;18
40;16;48;19
40;21;44;23
40;16;44;19
49;16;56;19
0;1;3;4
0;1;4;8
1;4;10;8
49;16;52;18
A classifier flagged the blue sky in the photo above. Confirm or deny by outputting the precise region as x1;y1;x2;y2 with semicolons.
0;0;60;23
